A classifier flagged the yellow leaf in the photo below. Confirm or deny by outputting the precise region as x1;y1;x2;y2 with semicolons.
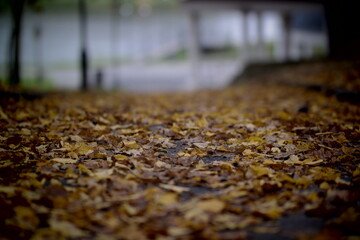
306;192;319;202
303;158;324;165
114;154;128;161
76;144;94;155
115;162;131;170
342;146;355;155
319;181;330;190
296;141;313;152
263;159;277;165
215;161;235;172
110;124;131;130
335;176;351;185
243;149;254;156
168;227;192;237
11;206;39;230
289;154;299;162
284;155;302;165
255;199;283;219
271;147;281;153
70;135;83;142
120;129;136;135
159;184;190;193
78;164;93;176
0;106;9;121
253;226;280;234
156;192;178;205
293;176;312;186
184;207;204;220
123;140;139;149
249;165;271;177
0;186;16;196
196;199;225;213
278;111;292;121
49;219;86;238
353;167;360;177
216;146;231;152
94;124;107;131
195;117;208;128
195;159;205;168
155;160;171;168
224;190;248;199
19;128;31;135
122;203;138;216
15;111;30;121
94;153;106;159
248;136;264;144
245;123;256;131
99;116;111;124
193;142;208;148
205;131;215;137
22;190;41;200
227;138;241;144
52;158;77;164
178;151;191;157
94;169;114;179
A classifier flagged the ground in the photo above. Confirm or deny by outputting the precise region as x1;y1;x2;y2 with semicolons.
0;61;359;240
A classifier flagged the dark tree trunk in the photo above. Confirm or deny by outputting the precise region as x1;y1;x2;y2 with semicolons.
8;0;25;86
323;1;360;59
78;0;89;91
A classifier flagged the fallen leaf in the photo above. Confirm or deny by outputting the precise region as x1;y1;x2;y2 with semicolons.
159;184;190;193
156;192;178;206
49;219;86;238
196;199;225;213
52;158;77;164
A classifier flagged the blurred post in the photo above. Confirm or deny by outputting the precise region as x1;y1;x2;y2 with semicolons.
241;9;250;63
78;0;89;91
282;12;291;61
187;10;200;85
33;22;44;83
96;69;103;90
31;2;44;84
111;0;120;87
256;11;265;61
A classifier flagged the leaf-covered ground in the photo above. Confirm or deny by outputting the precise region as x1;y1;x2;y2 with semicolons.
0;61;360;240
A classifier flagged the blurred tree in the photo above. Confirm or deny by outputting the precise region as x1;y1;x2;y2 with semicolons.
1;0;44;86
78;0;89;91
8;0;25;86
323;0;360;59
31;1;45;83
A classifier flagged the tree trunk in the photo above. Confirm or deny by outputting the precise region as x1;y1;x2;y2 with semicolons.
323;1;360;59
78;0;89;91
8;0;25;86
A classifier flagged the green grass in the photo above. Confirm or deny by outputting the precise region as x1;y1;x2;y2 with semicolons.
313;45;326;59
21;78;54;91
0;78;54;91
161;49;187;61
265;42;275;60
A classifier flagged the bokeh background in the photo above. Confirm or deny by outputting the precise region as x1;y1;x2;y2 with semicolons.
0;0;330;92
